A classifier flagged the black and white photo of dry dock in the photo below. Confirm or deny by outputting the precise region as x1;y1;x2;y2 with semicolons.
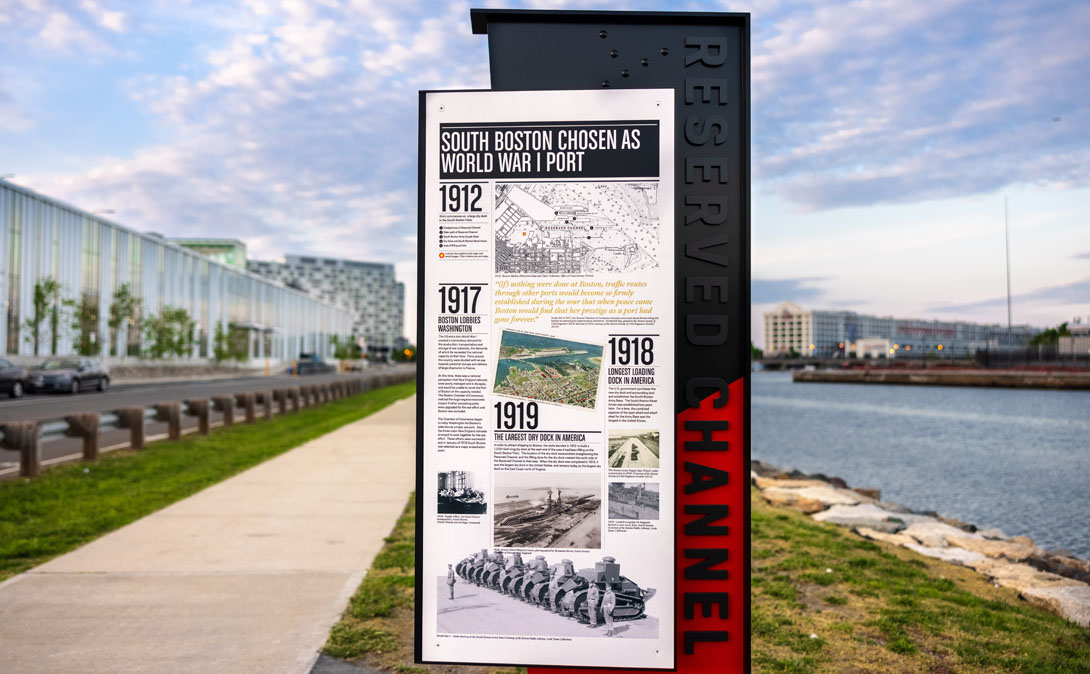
493;472;601;549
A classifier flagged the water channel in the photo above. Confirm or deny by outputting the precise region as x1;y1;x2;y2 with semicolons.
753;371;1090;557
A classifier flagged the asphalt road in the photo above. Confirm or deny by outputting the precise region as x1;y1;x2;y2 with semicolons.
0;368;411;423
0;365;415;477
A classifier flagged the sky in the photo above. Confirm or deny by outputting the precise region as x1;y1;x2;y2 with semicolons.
1;0;1088;346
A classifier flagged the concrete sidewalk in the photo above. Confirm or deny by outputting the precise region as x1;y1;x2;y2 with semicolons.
0;395;416;674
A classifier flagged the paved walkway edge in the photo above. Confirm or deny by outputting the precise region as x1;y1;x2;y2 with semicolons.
0;395;416;674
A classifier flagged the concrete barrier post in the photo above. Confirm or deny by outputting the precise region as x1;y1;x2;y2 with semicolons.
3;421;42;477
237;392;256;423
212;396;234;426
116;407;146;450
65;413;101;461
154;402;182;441
290;387;301;411
186;399;211;435
260;391;273;419
273;389;288;415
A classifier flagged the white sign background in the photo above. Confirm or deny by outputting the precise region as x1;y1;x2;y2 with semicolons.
420;89;675;669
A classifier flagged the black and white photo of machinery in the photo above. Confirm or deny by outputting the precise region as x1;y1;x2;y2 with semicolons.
493;472;601;549
437;470;486;515
608;482;660;520
607;429;660;469
437;550;659;639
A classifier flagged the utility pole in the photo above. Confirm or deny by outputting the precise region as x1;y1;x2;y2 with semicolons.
1005;196;1012;331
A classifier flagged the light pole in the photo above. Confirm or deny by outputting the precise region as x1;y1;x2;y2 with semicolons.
1005;196;1012;331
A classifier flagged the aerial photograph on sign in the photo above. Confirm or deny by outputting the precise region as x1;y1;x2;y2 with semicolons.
607;430;660;469
608;482;660;521
437;550;659;639
493;472;601;549
494;182;660;275
493;330;603;410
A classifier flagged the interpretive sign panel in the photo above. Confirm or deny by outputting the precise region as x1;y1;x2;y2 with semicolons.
417;89;675;669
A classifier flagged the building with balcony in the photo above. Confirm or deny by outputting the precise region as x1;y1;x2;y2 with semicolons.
247;255;404;357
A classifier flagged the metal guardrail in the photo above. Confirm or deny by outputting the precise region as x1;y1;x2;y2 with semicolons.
0;367;415;478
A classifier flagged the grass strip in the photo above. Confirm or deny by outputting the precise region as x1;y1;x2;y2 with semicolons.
751;487;1090;672
0;380;416;581
325;494;524;674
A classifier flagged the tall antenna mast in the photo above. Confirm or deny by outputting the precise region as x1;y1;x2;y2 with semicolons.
1005;196;1012;330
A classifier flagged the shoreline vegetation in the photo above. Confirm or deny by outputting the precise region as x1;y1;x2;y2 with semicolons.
751;459;1090;633
751;485;1090;672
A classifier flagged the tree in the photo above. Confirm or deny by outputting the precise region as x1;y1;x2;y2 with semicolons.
65;296;101;356
392;345;416;362
750;342;763;360
144;306;196;359
1029;322;1070;347
161;306;194;357
23;278;62;356
227;325;249;361
330;335;359;360
107;283;141;357
212;321;230;363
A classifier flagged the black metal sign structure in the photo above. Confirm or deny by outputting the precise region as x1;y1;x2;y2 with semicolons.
416;9;750;674
472;10;750;674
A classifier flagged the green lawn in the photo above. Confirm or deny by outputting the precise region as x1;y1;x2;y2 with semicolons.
0;380;416;580
325;494;523;674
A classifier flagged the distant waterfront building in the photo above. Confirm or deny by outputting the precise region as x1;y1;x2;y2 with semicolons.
1059;323;1090;356
763;301;1036;358
168;238;247;269
247;255;404;356
0;180;351;360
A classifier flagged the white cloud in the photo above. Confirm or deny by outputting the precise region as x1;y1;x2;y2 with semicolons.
37;10;112;53
79;0;125;32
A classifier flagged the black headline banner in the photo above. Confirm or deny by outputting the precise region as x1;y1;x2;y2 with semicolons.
439;120;660;179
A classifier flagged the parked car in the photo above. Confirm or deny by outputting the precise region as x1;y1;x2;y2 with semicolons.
27;358;110;394
0;358;29;399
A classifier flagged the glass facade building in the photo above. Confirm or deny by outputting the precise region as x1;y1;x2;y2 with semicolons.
0;180;352;360
764;301;1037;358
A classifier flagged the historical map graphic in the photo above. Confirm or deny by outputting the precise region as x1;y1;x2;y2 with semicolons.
493;330;603;410
494;182;659;275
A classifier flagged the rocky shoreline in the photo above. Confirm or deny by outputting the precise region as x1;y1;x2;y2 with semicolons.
751;459;1090;628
